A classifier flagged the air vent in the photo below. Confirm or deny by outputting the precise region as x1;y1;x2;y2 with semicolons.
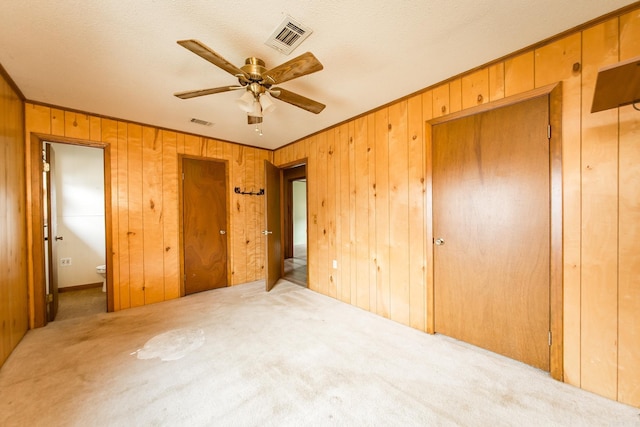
190;118;213;126
265;15;312;55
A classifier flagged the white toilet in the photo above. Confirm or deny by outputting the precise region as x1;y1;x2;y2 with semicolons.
96;264;106;292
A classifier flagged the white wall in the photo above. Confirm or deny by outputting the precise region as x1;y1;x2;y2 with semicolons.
52;143;105;288
293;180;307;248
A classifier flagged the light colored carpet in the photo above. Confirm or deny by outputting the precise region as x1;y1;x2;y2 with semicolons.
56;287;106;321
0;280;638;426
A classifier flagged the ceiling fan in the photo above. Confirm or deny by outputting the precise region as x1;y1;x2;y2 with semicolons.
174;39;326;128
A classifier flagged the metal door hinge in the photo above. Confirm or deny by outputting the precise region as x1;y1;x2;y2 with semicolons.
548;331;552;346
44;162;50;172
547;125;551;140
47;294;53;303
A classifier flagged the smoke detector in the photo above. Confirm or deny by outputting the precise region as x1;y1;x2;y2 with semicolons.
265;15;313;55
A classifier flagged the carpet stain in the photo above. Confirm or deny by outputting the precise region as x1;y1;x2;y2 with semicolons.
134;328;205;361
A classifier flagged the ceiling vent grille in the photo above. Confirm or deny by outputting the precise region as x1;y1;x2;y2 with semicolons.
265;16;312;55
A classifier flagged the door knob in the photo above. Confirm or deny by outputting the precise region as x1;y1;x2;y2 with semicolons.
219;230;226;235
262;230;273;235
55;236;64;241
434;238;445;246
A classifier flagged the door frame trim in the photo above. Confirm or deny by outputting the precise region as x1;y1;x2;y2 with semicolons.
178;155;231;295
29;133;113;327
425;83;563;380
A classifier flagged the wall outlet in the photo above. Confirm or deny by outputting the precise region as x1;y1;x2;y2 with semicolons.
332;260;338;269
60;257;72;266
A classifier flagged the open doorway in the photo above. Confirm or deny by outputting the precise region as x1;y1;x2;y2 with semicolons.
283;164;307;286
43;142;107;321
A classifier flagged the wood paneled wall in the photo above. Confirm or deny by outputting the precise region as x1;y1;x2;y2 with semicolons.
0;71;28;368
24;104;272;320
274;7;640;407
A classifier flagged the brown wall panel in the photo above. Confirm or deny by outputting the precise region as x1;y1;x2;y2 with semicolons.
0;70;28;369
274;5;640;407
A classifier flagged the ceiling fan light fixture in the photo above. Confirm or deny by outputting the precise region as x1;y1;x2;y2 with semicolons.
259;92;276;115
250;100;262;117
236;90;255;113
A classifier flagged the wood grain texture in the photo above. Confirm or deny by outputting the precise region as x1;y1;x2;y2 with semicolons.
489;62;505;102
408;94;426;332
374;108;390;318
505;52;534;96
142;127;164;304
326;129;338;299
183;158;228;294
449;79;462;113
433;95;551;371
534;33;582;386
462;69;489;110
337;124;351;304
0;73;27;369
388;101;410;326
580;19;619;401
161;131;180;300
618;9;640;408
354;116;370;310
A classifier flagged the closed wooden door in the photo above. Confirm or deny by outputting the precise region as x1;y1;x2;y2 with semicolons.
182;158;228;294
44;143;59;320
265;160;282;291
433;95;550;371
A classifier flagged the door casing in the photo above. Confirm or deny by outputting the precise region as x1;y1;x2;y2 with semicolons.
178;155;231;295
425;83;564;380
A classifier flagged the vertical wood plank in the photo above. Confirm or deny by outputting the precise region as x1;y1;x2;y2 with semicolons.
534;32;582;385
316;131;329;296
89;116;101;142
50;108;65;136
367;113;378;312
231;144;247;285
617;8;640;408
505;51;535;97
337;124;351;304
375;108;390;318
580;19;619;400
408;94;426;331
388;101;410;326
354;116;370;310
245;148;258;282
348;121;357;305
462;68;489;110
161;130;180;300
326;130;338;299
142;127;164;304
449;79;462;113
432;84;450;118
127;124;145;307
64;112;90;140
489;62;505;101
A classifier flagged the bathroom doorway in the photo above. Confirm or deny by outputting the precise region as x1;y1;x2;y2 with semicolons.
43;142;107;321
283;164;307;286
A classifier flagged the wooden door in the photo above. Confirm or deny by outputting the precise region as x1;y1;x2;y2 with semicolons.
44;143;59;321
433;95;550;371
265;160;282;291
182;158;228;294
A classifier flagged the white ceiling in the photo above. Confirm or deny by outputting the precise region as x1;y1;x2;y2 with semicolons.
1;1;636;150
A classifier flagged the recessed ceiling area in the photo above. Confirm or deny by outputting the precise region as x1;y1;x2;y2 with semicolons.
0;1;636;150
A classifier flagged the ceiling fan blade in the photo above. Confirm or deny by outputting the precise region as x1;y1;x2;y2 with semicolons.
271;87;325;114
174;86;244;99
177;39;249;81
263;52;323;85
